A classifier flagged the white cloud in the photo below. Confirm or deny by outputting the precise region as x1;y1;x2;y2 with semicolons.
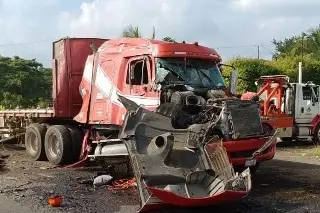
0;0;62;65
58;0;223;44
230;0;320;17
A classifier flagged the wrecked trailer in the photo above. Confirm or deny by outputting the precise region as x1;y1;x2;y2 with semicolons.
118;95;261;212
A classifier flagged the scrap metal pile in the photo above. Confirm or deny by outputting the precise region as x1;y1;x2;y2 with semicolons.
117;94;266;212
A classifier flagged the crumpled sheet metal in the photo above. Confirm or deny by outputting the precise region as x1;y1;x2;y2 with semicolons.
119;104;252;213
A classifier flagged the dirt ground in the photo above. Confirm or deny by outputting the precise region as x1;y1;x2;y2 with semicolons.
1;141;320;213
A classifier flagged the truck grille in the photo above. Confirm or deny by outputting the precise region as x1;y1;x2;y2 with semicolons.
231;107;263;139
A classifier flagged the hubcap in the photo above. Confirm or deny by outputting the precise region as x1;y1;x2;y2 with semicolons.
48;134;61;158
27;132;38;155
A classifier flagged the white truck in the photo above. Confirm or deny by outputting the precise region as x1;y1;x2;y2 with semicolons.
246;63;320;143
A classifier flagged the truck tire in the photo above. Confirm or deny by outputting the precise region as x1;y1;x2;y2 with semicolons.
25;123;47;161
44;125;72;165
66;125;82;163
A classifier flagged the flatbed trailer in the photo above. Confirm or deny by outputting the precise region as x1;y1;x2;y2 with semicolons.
0;109;53;139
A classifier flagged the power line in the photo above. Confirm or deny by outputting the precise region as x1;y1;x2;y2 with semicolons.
216;42;275;49
216;44;257;49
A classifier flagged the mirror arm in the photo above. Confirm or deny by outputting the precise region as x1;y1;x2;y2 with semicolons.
219;63;236;70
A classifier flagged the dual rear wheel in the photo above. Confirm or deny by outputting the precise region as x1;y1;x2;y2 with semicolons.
25;124;82;165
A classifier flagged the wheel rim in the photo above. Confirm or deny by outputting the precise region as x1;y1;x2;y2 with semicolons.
26;132;38;155
48;134;61;158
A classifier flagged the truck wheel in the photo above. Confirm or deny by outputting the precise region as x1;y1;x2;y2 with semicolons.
44;125;72;165
66;126;82;163
25;123;47;161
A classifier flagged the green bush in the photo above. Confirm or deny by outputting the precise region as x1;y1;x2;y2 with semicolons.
223;57;281;94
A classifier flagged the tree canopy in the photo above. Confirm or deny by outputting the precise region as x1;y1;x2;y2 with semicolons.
272;25;320;60
122;25;142;38
224;25;320;94
162;37;176;42
0;56;51;109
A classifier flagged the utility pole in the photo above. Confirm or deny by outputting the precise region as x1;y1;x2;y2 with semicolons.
257;45;260;59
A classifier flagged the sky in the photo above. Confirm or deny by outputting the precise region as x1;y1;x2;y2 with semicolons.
0;0;320;67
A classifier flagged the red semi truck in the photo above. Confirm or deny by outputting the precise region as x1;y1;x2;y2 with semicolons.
0;37;276;172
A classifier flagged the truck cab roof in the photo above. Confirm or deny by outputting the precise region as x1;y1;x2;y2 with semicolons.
97;37;221;61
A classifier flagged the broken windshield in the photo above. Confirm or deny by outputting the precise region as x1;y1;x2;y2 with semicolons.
156;57;226;89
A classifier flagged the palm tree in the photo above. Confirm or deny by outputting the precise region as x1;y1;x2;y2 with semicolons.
122;25;156;39
122;25;176;42
162;37;176;43
122;25;142;38
151;26;156;39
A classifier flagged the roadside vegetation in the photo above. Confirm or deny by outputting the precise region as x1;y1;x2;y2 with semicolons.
223;25;320;93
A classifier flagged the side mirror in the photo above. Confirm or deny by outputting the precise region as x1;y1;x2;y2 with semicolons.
151;80;161;91
229;69;238;95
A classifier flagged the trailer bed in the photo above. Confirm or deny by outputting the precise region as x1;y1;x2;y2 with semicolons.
0;108;55;138
0;108;54;118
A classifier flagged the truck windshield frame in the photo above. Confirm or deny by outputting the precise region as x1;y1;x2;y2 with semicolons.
155;57;226;89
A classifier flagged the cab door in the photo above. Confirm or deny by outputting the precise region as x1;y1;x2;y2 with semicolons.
122;56;160;108
295;84;320;123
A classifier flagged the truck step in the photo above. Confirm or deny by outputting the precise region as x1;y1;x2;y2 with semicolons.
88;153;128;157
296;136;312;139
92;139;122;144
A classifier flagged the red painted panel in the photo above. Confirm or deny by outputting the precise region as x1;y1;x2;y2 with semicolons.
52;37;108;118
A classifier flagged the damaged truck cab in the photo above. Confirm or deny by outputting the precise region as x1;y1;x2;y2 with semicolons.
78;38;276;172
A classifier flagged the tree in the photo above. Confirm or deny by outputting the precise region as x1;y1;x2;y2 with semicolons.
222;25;320;94
122;25;142;38
223;57;281;93
162;37;176;42
122;25;174;41
272;25;320;60
0;56;52;109
151;26;156;39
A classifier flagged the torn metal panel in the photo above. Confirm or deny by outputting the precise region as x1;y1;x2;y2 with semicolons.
119;96;252;212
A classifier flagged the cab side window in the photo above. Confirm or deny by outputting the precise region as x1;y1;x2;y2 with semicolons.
302;86;312;100
302;86;319;101
126;59;148;85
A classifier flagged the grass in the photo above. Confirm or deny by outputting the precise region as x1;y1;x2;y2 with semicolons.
308;146;320;157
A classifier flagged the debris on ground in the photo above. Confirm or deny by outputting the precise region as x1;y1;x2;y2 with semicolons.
93;175;113;187
107;178;136;190
0;154;10;172
48;195;63;207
